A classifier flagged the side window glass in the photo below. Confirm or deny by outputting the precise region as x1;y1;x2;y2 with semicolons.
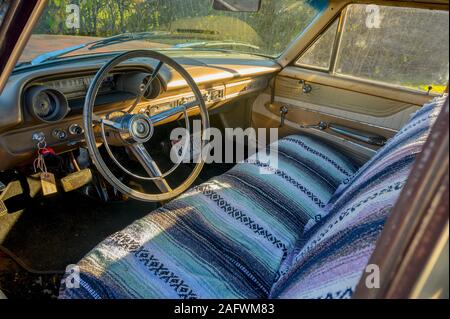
335;4;449;94
296;19;338;71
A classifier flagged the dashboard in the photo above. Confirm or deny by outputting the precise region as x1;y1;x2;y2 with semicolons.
0;52;280;171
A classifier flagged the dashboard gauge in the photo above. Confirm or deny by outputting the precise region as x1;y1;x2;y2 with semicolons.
34;90;58;118
25;86;70;123
116;72;162;100
42;75;116;99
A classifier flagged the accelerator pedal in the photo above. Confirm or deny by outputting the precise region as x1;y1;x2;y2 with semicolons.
60;169;93;193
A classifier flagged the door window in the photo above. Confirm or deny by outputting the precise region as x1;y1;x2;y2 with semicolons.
296;4;449;94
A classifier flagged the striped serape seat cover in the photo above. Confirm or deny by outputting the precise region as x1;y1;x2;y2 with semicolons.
59;95;446;299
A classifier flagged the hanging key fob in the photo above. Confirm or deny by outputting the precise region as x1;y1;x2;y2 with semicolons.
41;172;58;196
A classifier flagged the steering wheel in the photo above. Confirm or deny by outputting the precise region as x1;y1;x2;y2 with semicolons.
83;50;210;202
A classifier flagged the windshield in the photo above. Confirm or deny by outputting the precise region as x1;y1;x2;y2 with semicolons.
18;0;326;64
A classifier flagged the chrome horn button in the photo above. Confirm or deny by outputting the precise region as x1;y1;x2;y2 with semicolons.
112;114;154;145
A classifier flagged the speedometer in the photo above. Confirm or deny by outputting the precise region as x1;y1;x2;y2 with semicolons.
44;75;116;99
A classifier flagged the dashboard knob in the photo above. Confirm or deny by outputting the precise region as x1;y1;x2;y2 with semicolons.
52;128;68;141
68;124;84;136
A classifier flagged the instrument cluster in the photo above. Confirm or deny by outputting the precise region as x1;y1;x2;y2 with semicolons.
23;72;162;123
43;75;116;100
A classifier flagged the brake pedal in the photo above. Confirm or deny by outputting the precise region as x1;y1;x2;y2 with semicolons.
60;169;93;193
0;181;12;217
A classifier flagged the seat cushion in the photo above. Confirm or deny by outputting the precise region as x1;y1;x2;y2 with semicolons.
270;95;446;299
59;134;358;299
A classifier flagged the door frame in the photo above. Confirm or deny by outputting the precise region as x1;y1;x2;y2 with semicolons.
0;0;47;93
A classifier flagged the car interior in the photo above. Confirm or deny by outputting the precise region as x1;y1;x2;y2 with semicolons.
0;0;448;299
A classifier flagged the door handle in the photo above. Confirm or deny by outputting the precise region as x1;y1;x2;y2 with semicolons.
276;105;387;146
297;119;387;146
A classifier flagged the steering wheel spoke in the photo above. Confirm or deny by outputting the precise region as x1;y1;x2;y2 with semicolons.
129;143;172;193
128;61;164;114
92;114;122;130
103;119;123;131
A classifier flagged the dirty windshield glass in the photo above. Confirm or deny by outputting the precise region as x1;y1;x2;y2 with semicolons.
18;0;327;64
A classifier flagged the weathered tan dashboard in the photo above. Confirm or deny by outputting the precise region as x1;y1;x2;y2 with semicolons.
0;53;280;171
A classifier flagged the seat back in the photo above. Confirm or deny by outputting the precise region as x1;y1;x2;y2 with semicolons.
270;95;447;299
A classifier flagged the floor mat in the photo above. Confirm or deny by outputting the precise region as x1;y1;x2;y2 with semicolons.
0;250;61;299
0;190;156;273
0;164;233;274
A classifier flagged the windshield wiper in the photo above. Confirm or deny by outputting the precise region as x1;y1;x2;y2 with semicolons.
173;41;260;51
26;35;261;67
88;31;170;50
29;31;170;66
31;43;89;65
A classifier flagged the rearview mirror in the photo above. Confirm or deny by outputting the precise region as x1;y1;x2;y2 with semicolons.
212;0;262;12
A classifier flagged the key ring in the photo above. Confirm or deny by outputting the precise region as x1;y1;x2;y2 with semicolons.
33;134;49;174
38;140;47;150
33;155;48;174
